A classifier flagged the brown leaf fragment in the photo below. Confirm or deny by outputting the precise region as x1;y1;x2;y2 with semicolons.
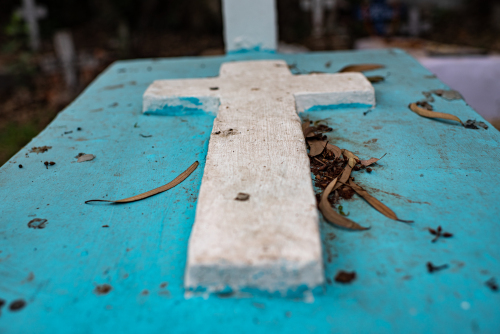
361;153;387;167
85;161;199;204
348;180;413;223
367;75;385;83
308;140;327;156
325;143;342;159
428;228;437;235
319;177;369;230
335;271;356;283
339;64;385;73
342;149;360;162
409;103;464;126
77;154;95;162
302;120;311;134
303;126;317;137
235;193;250;201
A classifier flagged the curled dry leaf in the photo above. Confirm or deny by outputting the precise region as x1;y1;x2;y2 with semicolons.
339;64;385;73
308;140;327;156
319;177;369;230
302;120;311;134
348;180;413;223
85;161;199;204
409;103;464;126
303;126;317;138
367;76;385;83
361;153;387;167
342;149;360;162
326;143;342;159
333;158;355;192
77;154;95;162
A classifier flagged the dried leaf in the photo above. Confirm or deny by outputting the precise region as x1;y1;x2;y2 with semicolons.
85;161;199;204
319;177;369;230
342;149;360;161
308;140;327;156
77;154;95;162
303;126;317;137
409;103;463;126
361;153;387;167
348;180;413;223
367;75;384;83
333;158;355;192
302;121;311;134
339;64;385;73
326;143;342;159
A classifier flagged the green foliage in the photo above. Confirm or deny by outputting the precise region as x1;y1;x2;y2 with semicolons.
0;121;39;166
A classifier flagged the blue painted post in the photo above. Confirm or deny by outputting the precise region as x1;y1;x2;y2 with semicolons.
222;0;277;53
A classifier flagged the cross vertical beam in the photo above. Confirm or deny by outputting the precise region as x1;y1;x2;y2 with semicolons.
17;0;47;51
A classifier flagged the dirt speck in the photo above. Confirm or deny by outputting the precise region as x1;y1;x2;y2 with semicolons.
160;282;168;288
235;193;250;201
94;284;112;295
335;271;356;283
9;299;26;311
141;289;149;295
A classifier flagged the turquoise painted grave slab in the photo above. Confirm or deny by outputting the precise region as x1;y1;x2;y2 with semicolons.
0;49;499;333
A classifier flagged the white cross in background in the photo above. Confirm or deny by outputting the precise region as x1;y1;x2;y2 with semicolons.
17;0;47;51
143;60;375;294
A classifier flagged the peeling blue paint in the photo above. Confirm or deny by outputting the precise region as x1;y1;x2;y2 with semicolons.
306;103;373;111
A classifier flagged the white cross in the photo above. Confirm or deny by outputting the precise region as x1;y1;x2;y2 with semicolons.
17;0;47;51
143;60;375;295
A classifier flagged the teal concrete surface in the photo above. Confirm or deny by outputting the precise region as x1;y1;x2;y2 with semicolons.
0;49;499;333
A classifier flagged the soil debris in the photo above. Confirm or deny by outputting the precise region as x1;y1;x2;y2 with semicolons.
429;226;453;242
427;262;449;273
8;300;26;311
27;218;48;229
335;271;356;283
94;284;112;295
30;146;52;154
464;120;488;130
485;278;498;291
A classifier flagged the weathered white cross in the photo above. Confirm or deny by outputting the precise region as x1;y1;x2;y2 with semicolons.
17;0;47;51
143;60;375;295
